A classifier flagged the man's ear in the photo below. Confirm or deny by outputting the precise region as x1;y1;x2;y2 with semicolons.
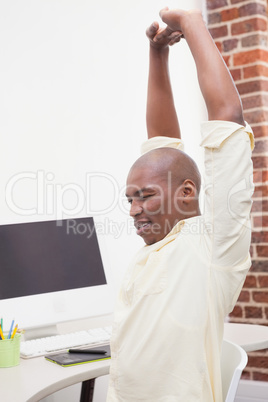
182;179;197;203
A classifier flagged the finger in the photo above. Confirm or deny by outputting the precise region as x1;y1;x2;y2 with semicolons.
159;6;169;19
153;25;174;42
169;36;182;46
168;30;183;39
146;21;159;40
159;7;170;23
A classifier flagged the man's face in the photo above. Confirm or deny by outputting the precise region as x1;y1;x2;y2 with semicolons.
126;165;183;245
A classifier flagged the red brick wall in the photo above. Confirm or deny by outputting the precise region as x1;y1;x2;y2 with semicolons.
206;0;268;381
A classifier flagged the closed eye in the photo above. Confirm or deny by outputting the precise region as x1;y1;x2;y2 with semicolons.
125;188;156;204
139;194;153;200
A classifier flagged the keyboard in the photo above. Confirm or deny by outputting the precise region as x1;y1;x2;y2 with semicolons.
20;326;112;359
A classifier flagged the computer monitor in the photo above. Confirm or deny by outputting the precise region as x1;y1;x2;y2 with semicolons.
0;217;114;338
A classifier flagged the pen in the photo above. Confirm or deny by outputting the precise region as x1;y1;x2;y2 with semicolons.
11;324;18;339
0;324;5;340
68;348;107;354
8;319;14;339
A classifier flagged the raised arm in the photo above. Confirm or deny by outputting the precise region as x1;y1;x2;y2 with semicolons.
158;8;245;125
146;22;182;139
156;9;254;269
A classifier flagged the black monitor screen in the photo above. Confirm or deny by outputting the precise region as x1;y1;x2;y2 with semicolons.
0;217;106;299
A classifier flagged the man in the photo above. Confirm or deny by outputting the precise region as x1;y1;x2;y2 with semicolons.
107;8;254;401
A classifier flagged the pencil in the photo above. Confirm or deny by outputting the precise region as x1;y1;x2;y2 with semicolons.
0;324;5;340
8;319;14;339
11;324;18;339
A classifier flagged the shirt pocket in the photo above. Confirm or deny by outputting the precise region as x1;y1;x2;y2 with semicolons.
136;252;167;296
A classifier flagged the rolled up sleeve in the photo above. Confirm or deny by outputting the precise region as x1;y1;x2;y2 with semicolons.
200;121;254;268
141;136;184;154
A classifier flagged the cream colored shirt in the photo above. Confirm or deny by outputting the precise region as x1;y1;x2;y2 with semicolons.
107;121;254;402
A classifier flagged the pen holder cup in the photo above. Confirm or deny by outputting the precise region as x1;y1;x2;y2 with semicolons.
0;334;21;368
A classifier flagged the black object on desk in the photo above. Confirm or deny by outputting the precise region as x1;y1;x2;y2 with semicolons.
69;348;107;355
45;345;111;367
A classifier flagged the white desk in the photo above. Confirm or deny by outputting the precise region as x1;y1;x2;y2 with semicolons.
1;321;267;401
224;323;268;352
0;354;110;402
0;315;113;402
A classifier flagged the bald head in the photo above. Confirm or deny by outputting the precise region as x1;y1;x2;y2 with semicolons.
128;147;201;195
126;147;201;244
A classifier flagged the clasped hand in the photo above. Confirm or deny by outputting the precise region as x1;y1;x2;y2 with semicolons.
146;7;202;49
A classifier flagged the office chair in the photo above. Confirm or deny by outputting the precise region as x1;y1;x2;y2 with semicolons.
221;339;248;402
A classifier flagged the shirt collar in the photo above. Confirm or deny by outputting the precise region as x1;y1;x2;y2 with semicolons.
144;220;185;252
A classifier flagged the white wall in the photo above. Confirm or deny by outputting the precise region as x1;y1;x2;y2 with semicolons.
1;1;205;401
1;0;206;290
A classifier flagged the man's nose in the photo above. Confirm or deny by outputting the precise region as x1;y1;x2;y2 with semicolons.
130;201;143;217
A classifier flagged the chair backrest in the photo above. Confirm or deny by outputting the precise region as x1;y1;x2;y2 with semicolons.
221;339;248;402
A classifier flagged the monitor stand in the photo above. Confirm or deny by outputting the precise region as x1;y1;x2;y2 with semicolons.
23;324;58;341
